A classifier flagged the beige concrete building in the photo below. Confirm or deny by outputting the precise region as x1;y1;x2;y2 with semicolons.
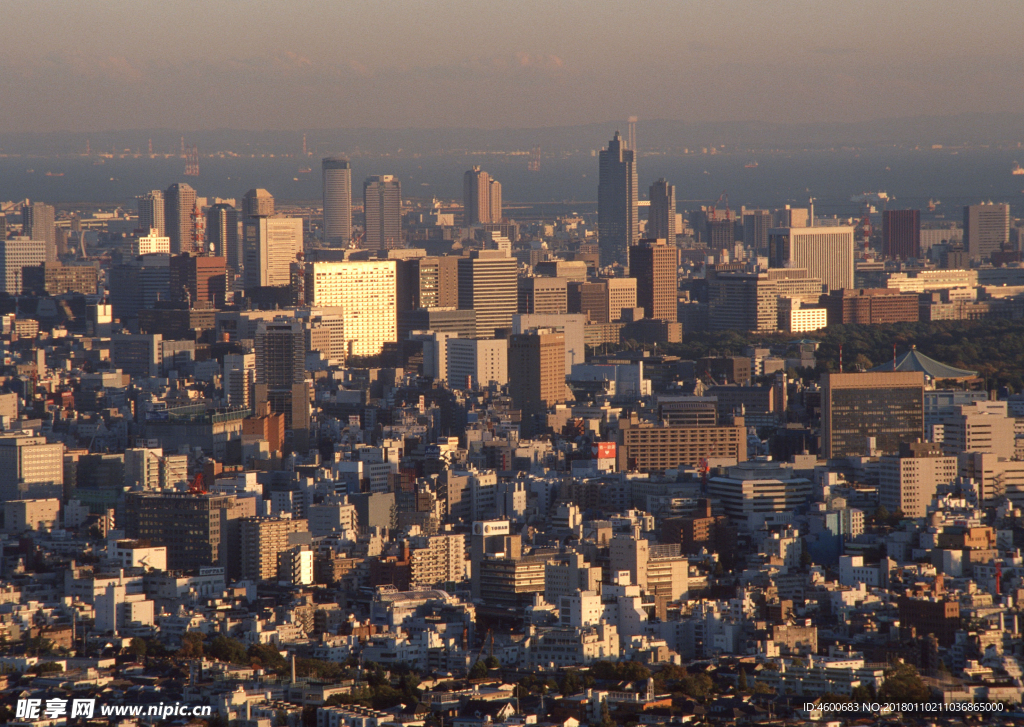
303;260;397;357
0;433;64;501
821;372;924;459
618;415;747;472
940;401;1016;460
769;226;855;292
508;329;565;422
238;516;309;581
880;442;958;518
409;533;467;588
4;498;60;533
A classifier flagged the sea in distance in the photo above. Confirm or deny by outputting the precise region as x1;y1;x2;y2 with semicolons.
2;146;1023;222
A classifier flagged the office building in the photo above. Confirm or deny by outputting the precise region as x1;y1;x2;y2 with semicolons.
170;254;228;308
706;268;824;332
21;202;56;261
302;260;397;356
297;309;347;365
124;492;255;571
743;209;772;254
447;338;508;390
882;209;921;260
108;254;171;319
237;516;309;581
880;442;957;518
206;203;240;269
223;353;255;409
778;297;828;333
463;166;502;225
819;288;920;325
394;254;459;311
0;434;64;502
568;278;637;323
363;175;402;251
707;461;814;526
597;131;638;266
0;238;46;294
630;238;677;321
769;226;854;292
409;533;467;588
706;218;734;250
22;261;98;296
137;190;165;237
518;276;568;314
243;216;303;290
509;329;565;422
133;229;171;256
254;319;308;430
322;157;352;245
617;416;747;473
398;307;476;342
242;188;274;219
821;372;925;459
648;179;677;243
164;182;198;254
940;401;1016;460
963;202;1010;261
111;334;163;378
457;249;517;338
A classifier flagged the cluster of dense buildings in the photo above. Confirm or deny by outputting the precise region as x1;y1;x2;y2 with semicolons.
0;134;1023;725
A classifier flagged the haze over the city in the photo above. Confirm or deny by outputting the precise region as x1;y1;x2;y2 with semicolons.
2;0;1022;133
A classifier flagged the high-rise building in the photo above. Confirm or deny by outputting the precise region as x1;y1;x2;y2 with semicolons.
394;254;459;311
398;307;476;342
963;202;1010;261
21;202;56;262
363;175;402;251
568;278;637;323
820;288;920;325
242;188;275;220
597;131;638;266
0;238;47;294
880;442;958;518
207;203;240;269
169;253;228;308
509;329;565;424
133;229;171;256
630;238;677;321
648;179;677;243
108;254;171;319
243;216;303;290
0;433;64;502
457;250;518;338
137;191;166;237
164;182;198;254
769;226;854;292
882;209;921;260
821;372;925;459
302;260;397;356
518;276;568;315
237;516;309;581
447;338;508;390
223;353;255;409
322;157;352;246
124;492;255;571
742;209;772;254
463;166;501;225
254;319;309;430
22;261;99;296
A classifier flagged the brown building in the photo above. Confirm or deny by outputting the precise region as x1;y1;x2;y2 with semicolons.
630;238;677;321
820;288;919;325
394;255;459;311
697;356;752;385
22;262;99;296
509;329;565;429
618;415;747;473
898;596;960;646
882;209;921;260
821;372;925;459
124;492;256;572
138;304;216;341
237;516;309;581
242;413;285;453
568;278;637;323
169;254;228;308
518;276;568;314
660;499;731;555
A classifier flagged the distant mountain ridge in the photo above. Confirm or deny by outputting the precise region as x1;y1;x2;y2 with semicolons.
2;113;1022;156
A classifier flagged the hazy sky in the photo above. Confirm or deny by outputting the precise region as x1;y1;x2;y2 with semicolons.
2;0;1021;132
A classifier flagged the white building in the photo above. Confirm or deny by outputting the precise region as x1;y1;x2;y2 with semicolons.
447;338;508;389
243;215;303;289
0;238;46;294
133;228;171;255
303;261;397;357
769;226;855;292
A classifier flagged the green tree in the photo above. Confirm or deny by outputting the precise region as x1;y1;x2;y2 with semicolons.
680;673;713;701
177;632;204;659
484;655;500;669
560;669;583;695
127;637;147;659
30;661;64;674
248;643;288;673
599;700;615;727
878;662;929;703
468;660;488;679
738;669;748;692
209;636;249;664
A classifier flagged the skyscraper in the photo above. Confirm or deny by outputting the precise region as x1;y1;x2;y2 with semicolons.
630;238;677;321
742;209;772;255
164;182;198;255
769;226;854;292
242;188;275;220
463;166;502;225
0;238;47;294
509;329;566;427
243;216;303;290
302;260;397;357
137;191;166;237
254;319;309;430
597;131;638;266
457;249;518;338
648;179;677;243
363;175;402;251
206;203;240;269
963;202;1010;261
882;209;921;260
821;372;924;459
21;202;56;262
322;157;352;246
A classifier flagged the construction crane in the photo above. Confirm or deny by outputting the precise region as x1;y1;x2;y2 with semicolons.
188;472;207;495
708;191;730;222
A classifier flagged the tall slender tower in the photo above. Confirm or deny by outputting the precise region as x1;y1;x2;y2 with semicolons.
21;201;56;262
463;166;497;226
322;157;352;246
363;175;403;251
242;189;275;220
648;179;677;243
206;203;240;269
598;132;638;267
137;191;166;238
165;183;198;255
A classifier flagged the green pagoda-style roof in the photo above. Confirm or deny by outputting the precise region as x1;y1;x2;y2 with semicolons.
868;346;977;379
